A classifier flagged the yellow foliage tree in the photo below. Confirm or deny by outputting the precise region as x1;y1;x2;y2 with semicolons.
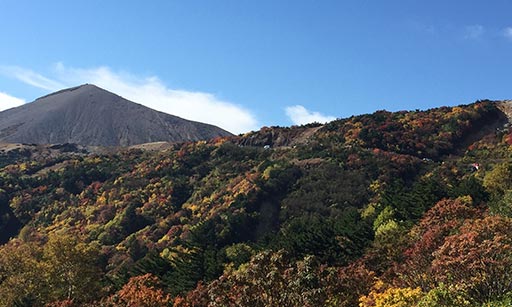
359;280;422;307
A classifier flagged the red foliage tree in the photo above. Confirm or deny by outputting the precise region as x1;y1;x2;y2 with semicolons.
396;197;482;290
432;215;512;302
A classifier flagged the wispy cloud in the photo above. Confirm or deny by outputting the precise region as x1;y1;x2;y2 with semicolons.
0;66;64;91
2;64;259;134
503;27;512;40
0;92;25;111
285;105;335;125
464;24;484;40
408;20;437;35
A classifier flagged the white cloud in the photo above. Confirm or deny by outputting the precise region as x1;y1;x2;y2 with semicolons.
2;64;259;134
0;92;25;111
285;105;335;125
503;27;512;40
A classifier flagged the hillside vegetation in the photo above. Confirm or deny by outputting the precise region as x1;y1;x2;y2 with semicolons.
1;100;512;306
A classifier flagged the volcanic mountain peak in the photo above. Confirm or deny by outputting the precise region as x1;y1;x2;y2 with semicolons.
35;83;94;100
0;84;232;146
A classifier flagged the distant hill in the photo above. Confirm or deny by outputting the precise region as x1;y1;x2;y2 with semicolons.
0;84;232;146
1;99;512;306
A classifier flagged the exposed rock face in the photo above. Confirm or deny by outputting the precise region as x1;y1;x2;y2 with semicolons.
0;84;232;146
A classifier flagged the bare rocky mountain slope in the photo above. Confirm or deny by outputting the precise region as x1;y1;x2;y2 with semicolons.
0;84;232;146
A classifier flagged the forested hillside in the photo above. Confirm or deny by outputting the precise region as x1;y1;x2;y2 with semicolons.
1;100;512;306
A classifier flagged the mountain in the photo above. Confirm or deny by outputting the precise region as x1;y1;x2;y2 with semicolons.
0;84;232;146
1;99;512;306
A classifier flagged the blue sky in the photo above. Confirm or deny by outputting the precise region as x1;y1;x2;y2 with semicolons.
1;1;512;133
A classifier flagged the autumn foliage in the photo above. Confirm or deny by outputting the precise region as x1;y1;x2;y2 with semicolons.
103;274;171;307
0;100;511;306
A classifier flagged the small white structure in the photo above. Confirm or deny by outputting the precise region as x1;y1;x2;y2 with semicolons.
470;163;480;172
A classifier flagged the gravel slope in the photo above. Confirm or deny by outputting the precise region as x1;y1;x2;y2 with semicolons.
0;84;232;146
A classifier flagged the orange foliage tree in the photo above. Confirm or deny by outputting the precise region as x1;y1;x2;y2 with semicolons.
103;273;171;307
